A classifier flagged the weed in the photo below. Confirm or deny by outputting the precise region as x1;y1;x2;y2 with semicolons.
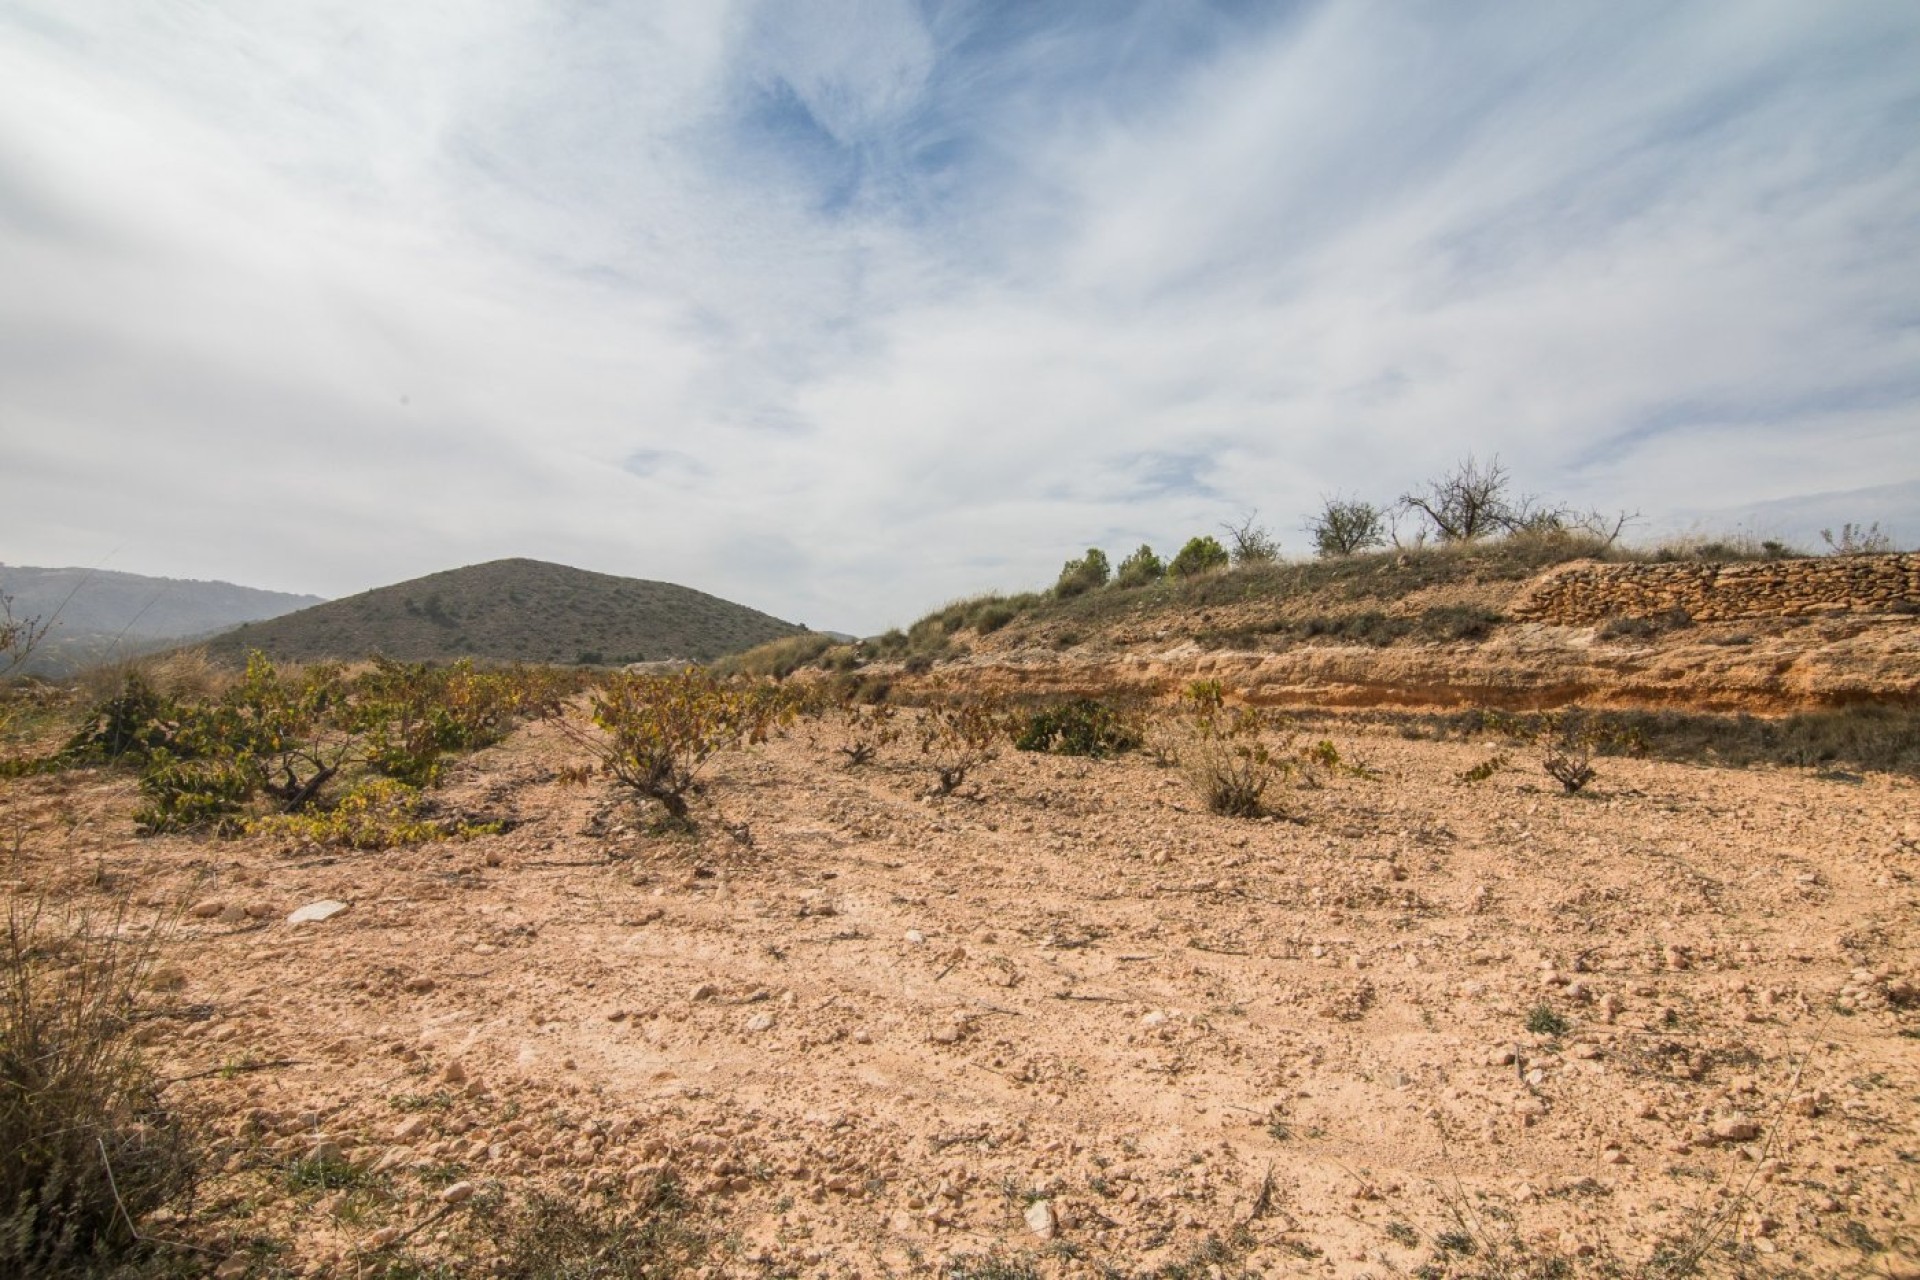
389;1090;454;1112
1386;1220;1420;1246
942;1251;1042;1280
285;1152;371;1194
1525;1005;1569;1037
1456;752;1509;784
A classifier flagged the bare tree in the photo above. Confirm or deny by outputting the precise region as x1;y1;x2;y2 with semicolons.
1398;454;1516;542
1220;512;1280;565
1;592;48;675
1399;455;1635;549
1306;495;1387;557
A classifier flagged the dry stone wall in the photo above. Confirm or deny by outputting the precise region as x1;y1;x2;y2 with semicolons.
1510;553;1920;625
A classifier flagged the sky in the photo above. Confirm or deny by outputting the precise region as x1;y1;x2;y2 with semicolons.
2;1;1917;635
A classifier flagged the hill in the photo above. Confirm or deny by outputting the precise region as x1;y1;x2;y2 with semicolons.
0;563;323;676
200;558;805;666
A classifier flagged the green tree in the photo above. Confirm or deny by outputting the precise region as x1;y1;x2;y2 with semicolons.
1168;535;1230;578
1114;545;1165;589
1054;548;1111;598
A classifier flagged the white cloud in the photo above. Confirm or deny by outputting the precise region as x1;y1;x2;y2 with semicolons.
1;1;1916;634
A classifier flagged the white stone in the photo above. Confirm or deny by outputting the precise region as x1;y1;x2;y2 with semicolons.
1024;1198;1058;1240
287;900;349;926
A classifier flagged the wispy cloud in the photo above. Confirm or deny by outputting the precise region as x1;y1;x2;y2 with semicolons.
2;1;1915;633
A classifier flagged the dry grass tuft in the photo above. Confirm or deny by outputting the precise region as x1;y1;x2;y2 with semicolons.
0;899;197;1276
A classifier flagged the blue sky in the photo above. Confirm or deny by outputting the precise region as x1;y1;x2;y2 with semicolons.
1;1;1916;633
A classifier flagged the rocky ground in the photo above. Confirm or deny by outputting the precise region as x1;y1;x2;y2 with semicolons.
5;709;1918;1278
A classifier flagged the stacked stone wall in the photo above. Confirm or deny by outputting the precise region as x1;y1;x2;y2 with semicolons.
1510;553;1920;625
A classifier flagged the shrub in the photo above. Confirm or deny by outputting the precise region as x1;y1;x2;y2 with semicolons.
1012;698;1143;758
1167;685;1291;817
830;701;899;767
582;670;793;822
1114;545;1165;589
1307;496;1387;558
62;672;184;763
1488;708;1636;795
918;700;1004;796
1168;535;1230;579
1053;549;1111;599
1;901;198;1276
352;658;530;787
132;750;259;835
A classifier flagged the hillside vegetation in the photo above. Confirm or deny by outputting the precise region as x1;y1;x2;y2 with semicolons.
201;558;804;667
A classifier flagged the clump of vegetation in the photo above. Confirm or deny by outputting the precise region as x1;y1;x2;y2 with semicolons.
1168;535;1231;579
49;654;572;840
1113;544;1166;589
1165;681;1292;817
1012;698;1143;758
1821;521;1897;555
1525;1004;1569;1037
581;669;793;822
1455;752;1509;784
1054;548;1111;599
249;777;503;850
352;657;558;787
1;901;199;1277
1646;533;1797;562
918;700;1005;796
874;593;1044;669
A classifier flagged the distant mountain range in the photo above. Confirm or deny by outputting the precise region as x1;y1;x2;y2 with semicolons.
200;558;806;666
0;564;323;676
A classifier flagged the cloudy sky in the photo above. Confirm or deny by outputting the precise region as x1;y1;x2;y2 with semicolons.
2;2;1916;634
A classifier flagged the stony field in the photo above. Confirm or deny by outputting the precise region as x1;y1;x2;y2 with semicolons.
5;710;1918;1278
